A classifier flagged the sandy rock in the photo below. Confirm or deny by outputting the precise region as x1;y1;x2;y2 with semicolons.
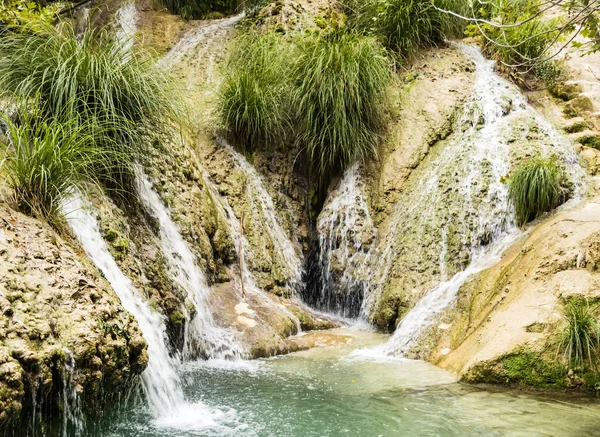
424;198;600;390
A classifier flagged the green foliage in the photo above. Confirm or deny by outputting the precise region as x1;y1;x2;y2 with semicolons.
0;22;178;132
219;29;390;181
0;103;119;224
291;31;390;177
157;0;238;19
0;0;59;28
349;0;468;56
467;0;565;85
219;31;291;150
507;157;565;227
558;299;600;370
0;21;180;187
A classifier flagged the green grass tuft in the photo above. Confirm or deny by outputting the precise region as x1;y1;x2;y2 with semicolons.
157;0;238;19
558;299;600;370
219;31;291;151
0;21;179;150
0;102;121;225
349;0;468;56
508;157;565;227
291;31;390;178
0;21;180;193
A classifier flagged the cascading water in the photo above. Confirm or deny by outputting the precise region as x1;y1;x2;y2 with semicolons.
216;137;304;292
60;350;84;437
307;163;376;318
188;150;303;331
365;43;584;357
64;194;237;432
136;172;242;360
158;14;244;71
115;2;138;53
63;194;185;415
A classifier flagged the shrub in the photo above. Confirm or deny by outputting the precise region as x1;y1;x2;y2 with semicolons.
0;21;180;189
291;31;389;178
508;157;565;227
219;31;291;150
468;0;565;85
0;102;119;224
558;300;600;370
157;0;238;19
0;21;179;151
350;0;468;56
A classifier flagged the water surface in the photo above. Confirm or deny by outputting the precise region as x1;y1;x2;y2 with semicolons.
94;329;600;437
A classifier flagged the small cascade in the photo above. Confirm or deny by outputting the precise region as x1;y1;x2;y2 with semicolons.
371;43;584;356
188;151;303;331
60;350;84;437
115;2;138;53
63;194;185;415
217;137;304;292
308;163;376;318
136;172;242;360
380;233;521;356
158;13;244;70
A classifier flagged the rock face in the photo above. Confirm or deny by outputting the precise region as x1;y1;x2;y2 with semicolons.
424;198;600;390
0;202;147;431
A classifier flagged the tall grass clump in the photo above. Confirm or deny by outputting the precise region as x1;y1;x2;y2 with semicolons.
219;32;291;151
349;0;468;56
157;0;237;19
0;103;119;224
291;31;389;178
0;21;179;158
558;299;600;370
508;157;565;227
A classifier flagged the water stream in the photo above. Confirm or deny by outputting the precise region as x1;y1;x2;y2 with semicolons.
136;172;242;360
64;194;185;415
362;43;584;356
115;2;138;53
64;195;235;434
217;137;304;292
308;163;375;318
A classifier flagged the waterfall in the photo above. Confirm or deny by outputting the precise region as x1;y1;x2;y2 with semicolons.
115;1;138;53
158;13;244;70
217;137;304;292
136;172;242;360
60;350;83;437
370;43;584;357
63;194;185;415
187;149;303;331
309;163;375;318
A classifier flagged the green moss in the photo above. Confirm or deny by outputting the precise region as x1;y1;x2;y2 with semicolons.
579;135;600;150
501;350;567;388
564;121;588;134
169;310;185;327
464;349;567;389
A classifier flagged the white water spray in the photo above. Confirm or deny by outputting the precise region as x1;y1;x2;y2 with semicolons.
61;350;83;437
64;194;185;415
217;137;304;292
158;14;244;70
115;2;138;53
136;172;242;360
371;44;584;356
314;163;375;317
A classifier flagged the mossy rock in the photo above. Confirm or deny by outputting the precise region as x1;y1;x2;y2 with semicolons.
463;349;568;390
